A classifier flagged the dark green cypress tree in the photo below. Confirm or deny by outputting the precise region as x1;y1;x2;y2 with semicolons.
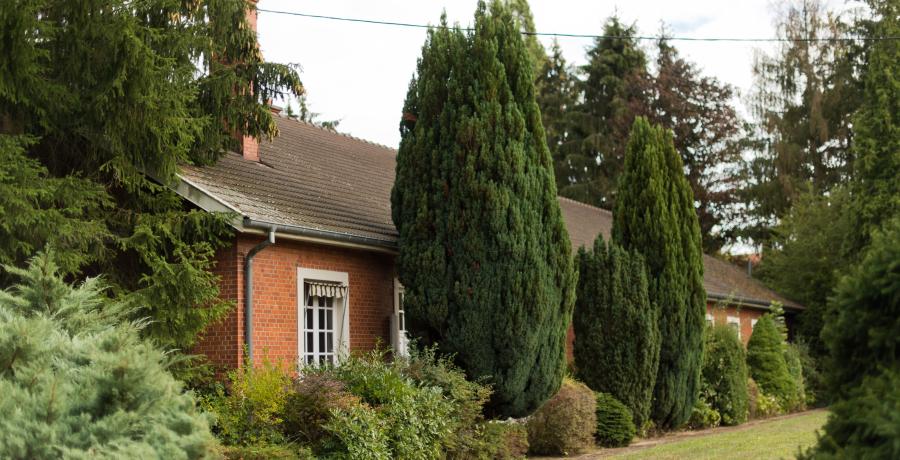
613;116;705;429
573;235;659;429
392;1;576;417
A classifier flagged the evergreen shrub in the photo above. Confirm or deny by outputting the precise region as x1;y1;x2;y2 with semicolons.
0;253;217;457
687;399;721;429
700;324;749;425
526;379;597;455
746;315;797;411
799;368;900;460
573;236;658;429
594;393;636;447
783;343;807;412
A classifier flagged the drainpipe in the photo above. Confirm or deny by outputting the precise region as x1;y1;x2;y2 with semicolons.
244;227;276;365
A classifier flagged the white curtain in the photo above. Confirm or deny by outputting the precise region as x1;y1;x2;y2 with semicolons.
305;280;348;298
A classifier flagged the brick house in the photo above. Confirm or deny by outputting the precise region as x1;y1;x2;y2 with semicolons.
172;114;802;370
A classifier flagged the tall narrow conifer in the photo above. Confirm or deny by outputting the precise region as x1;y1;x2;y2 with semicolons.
392;1;575;417
573;235;659;429
613;117;706;428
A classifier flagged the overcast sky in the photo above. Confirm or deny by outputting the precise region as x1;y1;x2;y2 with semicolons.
256;0;841;148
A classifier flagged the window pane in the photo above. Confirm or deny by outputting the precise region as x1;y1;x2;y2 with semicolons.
307;295;313;306
319;332;325;351
327;332;334;352
306;308;313;329
306;355;313;365
326;297;333;308
306;332;313;352
318;309;325;329
399;312;405;331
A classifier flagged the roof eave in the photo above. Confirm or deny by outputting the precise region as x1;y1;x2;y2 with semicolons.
707;291;804;312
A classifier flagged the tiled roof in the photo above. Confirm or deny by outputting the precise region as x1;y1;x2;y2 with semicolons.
178;116;801;310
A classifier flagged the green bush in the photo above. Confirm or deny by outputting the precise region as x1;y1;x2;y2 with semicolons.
746;315;798;412
783;343;807;412
526;378;597;456
401;347;500;459
0;253;217;458
700;324;749;425
687;399;721;429
218;444;315;460
821;217;900;400
202;357;292;446
747;378;781;419
473;421;529;460
282;372;361;446
325;351;455;459
594;393;636;447
322;404;392;460
799;368;900;460
574;237;659;430
792;338;823;406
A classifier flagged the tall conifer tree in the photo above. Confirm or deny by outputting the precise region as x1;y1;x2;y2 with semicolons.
613;117;705;428
536;40;578;196
392;1;575;417
566;18;651;208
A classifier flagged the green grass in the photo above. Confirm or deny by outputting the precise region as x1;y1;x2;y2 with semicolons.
607;411;828;460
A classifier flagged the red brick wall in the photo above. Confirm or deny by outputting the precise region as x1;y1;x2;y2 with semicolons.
705;301;765;346
194;235;396;370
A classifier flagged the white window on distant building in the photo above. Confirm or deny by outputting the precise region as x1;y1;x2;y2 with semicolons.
727;316;741;340
751;318;758;331
392;279;409;358
298;268;350;367
705;313;714;326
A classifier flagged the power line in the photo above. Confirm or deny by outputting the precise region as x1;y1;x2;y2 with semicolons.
257;8;898;43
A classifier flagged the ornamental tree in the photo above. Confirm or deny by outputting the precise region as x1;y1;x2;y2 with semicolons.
746;314;797;410
392;0;576;417
613;116;706;429
0;0;303;350
573;235;658;429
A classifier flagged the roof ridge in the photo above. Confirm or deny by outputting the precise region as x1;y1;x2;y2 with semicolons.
557;196;613;216
277;115;398;152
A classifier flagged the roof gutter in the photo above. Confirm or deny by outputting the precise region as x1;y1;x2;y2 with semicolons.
242;218;397;254
244;226;276;365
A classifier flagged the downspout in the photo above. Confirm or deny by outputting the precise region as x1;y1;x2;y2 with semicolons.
244;227;276;365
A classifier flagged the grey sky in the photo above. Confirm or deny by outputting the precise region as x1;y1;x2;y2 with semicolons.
256;0;838;148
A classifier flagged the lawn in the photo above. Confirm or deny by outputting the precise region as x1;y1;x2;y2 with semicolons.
598;410;828;460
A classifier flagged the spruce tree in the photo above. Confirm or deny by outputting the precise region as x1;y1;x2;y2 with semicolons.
847;0;899;252
0;252;216;457
613;117;705;429
566;17;651;208
536;40;579;194
573;235;659;429
822;217;900;400
392;1;575;417
0;0;303;351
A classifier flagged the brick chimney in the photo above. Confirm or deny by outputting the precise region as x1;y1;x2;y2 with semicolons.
241;0;260;161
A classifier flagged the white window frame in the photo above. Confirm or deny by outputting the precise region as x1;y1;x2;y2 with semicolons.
393;278;410;358
297;267;350;367
751;318;758;329
705;313;714;326
727;315;741;340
